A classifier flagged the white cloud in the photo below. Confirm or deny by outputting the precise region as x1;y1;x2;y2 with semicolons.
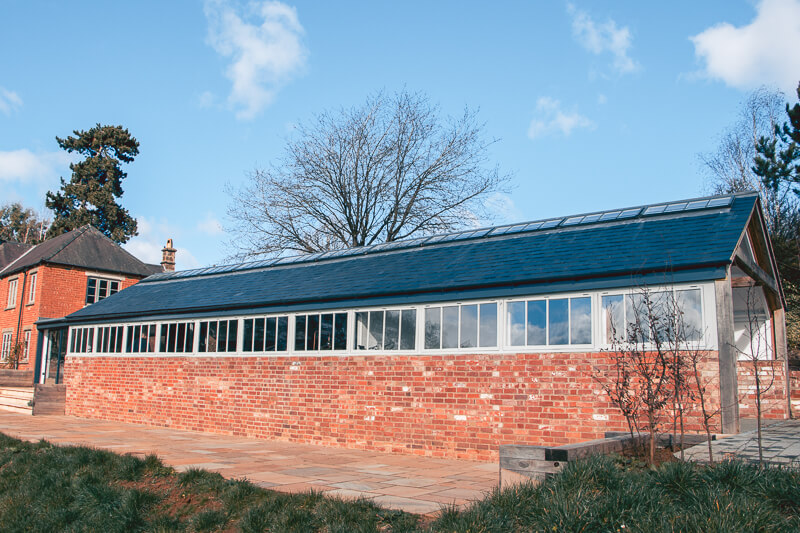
197;213;224;235
483;193;525;225
0;87;22;115
197;90;215;108
690;0;800;93
124;218;202;271
528;97;595;140
567;4;637;74
0;149;72;183
204;0;307;120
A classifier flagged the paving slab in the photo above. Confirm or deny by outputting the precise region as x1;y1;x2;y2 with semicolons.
0;411;497;514
681;420;800;467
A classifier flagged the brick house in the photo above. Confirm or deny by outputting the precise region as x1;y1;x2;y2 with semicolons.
0;225;164;386
45;192;795;461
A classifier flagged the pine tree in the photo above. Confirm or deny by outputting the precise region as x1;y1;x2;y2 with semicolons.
754;83;800;196
46;124;139;243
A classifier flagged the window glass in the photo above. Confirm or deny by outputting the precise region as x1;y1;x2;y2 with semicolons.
320;314;333;350
424;308;440;349
508;301;525;346
227;320;237;351
294;315;306;351
441;306;459;349
479;303;497;347
85;278;96;305
334;313;347;350
242;319;253;351
99;280;108;300
548;299;569;345
384;310;400;350
355;312;368;350
277;317;288;351
570;297;592;344
207;322;217;353
368;311;383;350
677;289;702;341
307;314;320;350
265;317;276;351
625;293;648;342
28;273;36;303
400;310;416;350
527;300;547;345
176;323;186;352
601;295;624;343
460;304;478;348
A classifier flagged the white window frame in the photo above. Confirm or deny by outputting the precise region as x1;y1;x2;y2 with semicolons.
6;277;18;309
27;272;37;304
353;306;420;353
597;283;715;350
422;299;502;353
85;276;121;305
64;282;716;358
238;313;291;354
1;332;12;362
504;292;594;351
22;329;31;362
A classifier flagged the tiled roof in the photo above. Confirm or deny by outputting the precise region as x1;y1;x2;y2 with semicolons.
0;241;33;269
64;192;758;323
0;225;163;278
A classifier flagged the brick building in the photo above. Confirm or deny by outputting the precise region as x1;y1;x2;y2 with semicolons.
0;225;164;384
44;193;794;461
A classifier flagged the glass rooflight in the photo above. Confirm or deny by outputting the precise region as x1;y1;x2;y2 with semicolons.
540;218;562;229
664;202;688;213
643;205;667;215
707;196;733;207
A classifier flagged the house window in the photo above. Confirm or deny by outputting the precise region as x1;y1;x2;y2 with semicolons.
355;309;416;350
425;302;497;350
28;273;37;304
601;288;702;344
294;312;348;351
198;319;239;353
159;322;195;353
126;324;157;353
6;278;18;308
97;325;124;353
23;330;31;362
70;327;94;353
1;332;12;362
507;297;591;347
86;277;120;305
242;316;289;352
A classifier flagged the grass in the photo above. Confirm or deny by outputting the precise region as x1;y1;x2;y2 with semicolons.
1;432;799;532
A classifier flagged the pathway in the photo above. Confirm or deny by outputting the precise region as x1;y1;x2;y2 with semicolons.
0;412;498;514
681;420;800;467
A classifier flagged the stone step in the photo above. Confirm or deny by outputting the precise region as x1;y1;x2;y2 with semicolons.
0;404;33;415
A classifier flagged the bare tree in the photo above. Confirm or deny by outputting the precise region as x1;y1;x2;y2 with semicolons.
734;285;778;466
700;86;791;232
226;90;509;259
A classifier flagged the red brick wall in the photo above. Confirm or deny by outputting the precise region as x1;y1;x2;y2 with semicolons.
737;360;790;419
790;369;800;417
1;265;142;373
65;351;726;461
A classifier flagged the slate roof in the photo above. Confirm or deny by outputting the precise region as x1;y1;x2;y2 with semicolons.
0;225;163;278
63;192;759;325
0;241;33;269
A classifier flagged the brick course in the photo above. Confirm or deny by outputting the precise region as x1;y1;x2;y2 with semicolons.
65;351;728;461
736;360;791;420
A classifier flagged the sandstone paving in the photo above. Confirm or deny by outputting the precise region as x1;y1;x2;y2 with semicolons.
681;420;800;467
0;412;497;514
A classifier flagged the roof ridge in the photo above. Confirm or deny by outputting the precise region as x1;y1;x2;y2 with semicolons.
42;225;91;263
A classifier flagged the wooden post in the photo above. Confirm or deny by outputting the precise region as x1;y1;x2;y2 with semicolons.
773;307;791;418
715;276;740;434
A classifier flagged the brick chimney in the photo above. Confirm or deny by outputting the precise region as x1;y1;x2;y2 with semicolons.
161;238;176;272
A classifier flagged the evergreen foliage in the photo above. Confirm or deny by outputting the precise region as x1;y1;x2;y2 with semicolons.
755;82;800;196
45;124;139;244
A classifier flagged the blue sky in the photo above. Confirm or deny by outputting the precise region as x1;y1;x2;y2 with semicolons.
2;0;800;269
